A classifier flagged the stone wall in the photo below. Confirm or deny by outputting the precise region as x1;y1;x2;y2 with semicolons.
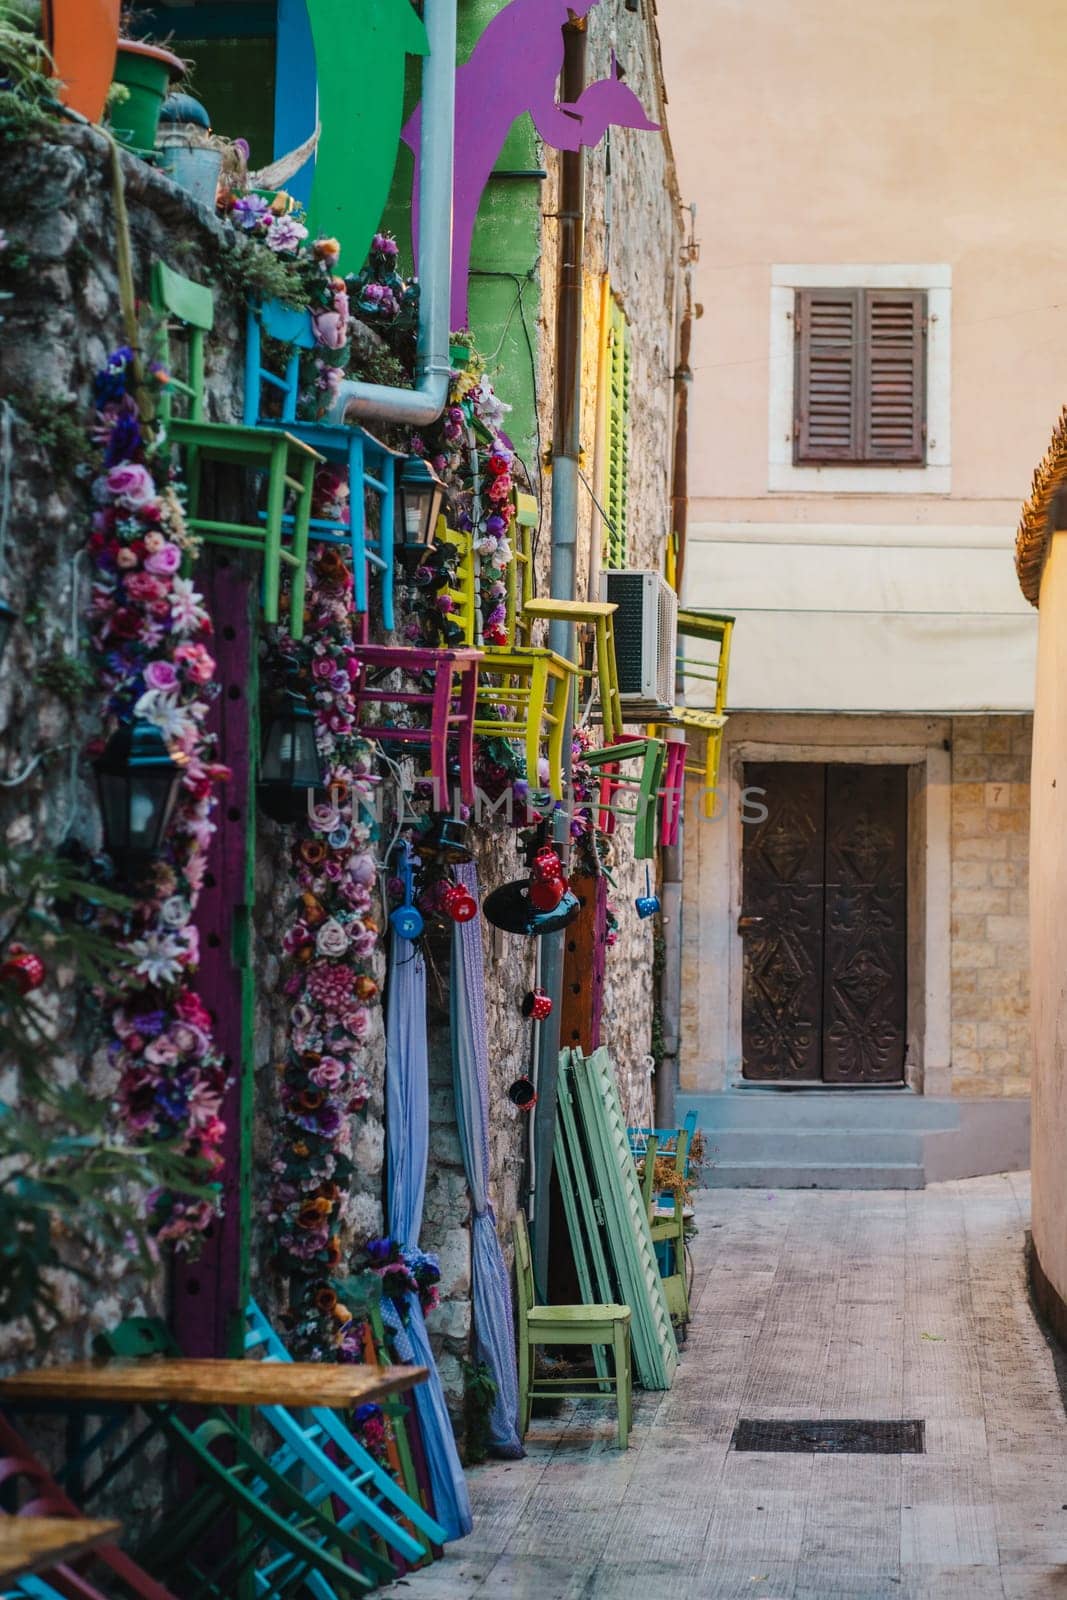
950;714;1032;1098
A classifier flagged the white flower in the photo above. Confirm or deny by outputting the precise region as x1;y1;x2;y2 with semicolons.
315;918;350;957
129;931;185;987
134;689;195;747
170;576;210;635
160;894;191;929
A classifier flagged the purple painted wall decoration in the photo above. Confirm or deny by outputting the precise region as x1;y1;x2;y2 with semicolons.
402;0;660;329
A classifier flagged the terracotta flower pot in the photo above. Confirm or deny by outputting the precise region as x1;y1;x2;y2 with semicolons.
44;0;120;123
109;38;185;153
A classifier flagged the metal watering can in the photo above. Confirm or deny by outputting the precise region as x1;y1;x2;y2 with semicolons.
391;843;424;940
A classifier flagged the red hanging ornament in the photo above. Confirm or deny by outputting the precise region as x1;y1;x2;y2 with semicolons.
0;944;46;996
484;623;508;646
531;846;563;882
440;882;478;923
521;988;553;1022
528;875;565;912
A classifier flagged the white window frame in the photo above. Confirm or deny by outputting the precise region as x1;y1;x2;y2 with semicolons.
768;263;952;495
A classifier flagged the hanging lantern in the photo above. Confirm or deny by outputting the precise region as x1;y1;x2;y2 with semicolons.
396;455;446;556
0;597;16;667
0;944;46;996
483;879;581;937
440;881;478;923
94;718;184;881
414;813;473;864
258;681;324;824
521;989;553;1022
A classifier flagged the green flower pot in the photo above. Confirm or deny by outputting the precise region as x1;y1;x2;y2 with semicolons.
109;39;185;153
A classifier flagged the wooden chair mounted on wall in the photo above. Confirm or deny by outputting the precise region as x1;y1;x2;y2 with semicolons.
524;597;624;746
512;1211;632;1450
151;263;323;641
665;609;735;818
581;736;667;860
244;299;402;629
441;515;581;800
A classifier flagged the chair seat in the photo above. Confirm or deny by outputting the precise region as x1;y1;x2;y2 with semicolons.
527;1303;630;1326
169;418;324;462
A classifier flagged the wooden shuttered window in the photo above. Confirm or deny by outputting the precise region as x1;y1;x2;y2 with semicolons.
604;300;631;567
793;288;927;466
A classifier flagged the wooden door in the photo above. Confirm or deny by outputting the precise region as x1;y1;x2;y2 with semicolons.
740;763;907;1083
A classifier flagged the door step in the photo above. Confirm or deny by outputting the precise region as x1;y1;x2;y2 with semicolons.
705;1160;925;1191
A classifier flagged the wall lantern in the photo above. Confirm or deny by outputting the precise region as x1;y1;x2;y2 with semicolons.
0;598;15;668
396;455;446;556
93;717;184;880
258;680;324;824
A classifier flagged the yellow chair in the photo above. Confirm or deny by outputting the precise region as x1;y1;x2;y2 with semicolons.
654;609;734;818
523;597;623;745
442;515;581;800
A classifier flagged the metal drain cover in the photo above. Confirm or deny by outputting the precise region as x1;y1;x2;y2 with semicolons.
732;1418;925;1454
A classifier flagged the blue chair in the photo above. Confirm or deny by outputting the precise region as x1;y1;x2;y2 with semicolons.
244;1299;446;1561
628;1108;698;1176
4;1581;67;1599
243;300;402;627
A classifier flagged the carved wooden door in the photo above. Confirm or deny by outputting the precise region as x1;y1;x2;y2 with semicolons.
741;763;907;1083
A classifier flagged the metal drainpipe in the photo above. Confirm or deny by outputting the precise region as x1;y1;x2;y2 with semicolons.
656;265;694;1128
531;15;588;1299
326;0;457;428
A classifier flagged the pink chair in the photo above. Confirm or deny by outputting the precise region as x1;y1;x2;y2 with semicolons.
659;737;687;848
348;643;483;807
0;1417;178;1600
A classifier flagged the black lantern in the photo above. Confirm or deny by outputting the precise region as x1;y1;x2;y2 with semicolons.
93;718;184;881
0;597;16;668
258;681;324;824
396;455;446;555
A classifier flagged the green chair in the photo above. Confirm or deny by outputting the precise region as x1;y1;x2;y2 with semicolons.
512;1211;632;1449
639;1133;691;1329
582;736;667;860
152;262;324;640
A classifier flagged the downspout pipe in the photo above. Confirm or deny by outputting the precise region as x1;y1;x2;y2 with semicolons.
531;15;587;1300
327;0;456;428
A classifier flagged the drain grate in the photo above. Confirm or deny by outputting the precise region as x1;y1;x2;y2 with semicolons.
731;1418;925;1454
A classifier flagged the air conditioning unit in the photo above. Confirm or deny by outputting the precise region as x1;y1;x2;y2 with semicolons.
600;569;678;717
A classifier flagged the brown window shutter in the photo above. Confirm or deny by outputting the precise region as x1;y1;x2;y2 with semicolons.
793;288;861;464
863;290;927;463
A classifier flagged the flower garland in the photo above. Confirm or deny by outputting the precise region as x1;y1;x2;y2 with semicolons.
362;1236;441;1320
87;347;229;1244
267;545;384;1358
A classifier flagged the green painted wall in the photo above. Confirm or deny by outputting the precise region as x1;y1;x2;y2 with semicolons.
380;0;542;467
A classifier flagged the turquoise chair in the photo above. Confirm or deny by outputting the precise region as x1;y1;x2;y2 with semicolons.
243;300;402;627
243;1298;445;1562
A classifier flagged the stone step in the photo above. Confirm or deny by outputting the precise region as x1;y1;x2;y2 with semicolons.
678;1090;961;1133
703;1128;924;1166
705;1161;926;1191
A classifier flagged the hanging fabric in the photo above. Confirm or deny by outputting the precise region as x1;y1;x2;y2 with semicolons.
385;929;473;1540
450;862;524;1457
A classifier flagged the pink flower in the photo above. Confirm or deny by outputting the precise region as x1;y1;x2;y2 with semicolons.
266;215;309;254
315;918;349;958
145;543;182;576
116;548;139;570
173;642;216;683
126;573;166;603
106;462;159;511
143;530;165;553
309;1057;345;1089
144;659;179;693
312;309;347;350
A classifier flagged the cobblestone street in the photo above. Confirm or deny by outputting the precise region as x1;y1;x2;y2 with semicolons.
385;1176;1067;1600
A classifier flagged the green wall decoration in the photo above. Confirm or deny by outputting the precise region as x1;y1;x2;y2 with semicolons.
306;0;429;265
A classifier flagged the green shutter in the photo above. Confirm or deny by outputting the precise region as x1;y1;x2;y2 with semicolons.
604;301;631;568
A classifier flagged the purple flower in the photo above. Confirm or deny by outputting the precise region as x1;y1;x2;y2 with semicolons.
267;215;309;254
232;194;271;230
365;1236;396;1265
144;660;179;693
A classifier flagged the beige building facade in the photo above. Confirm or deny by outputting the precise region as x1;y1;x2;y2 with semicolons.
657;0;1058;1176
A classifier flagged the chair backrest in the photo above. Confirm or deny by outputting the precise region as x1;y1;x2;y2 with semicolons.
93;1316;180;1360
243;299;317;427
244;1297;293;1362
506;497;536;646
512;1212;537;1318
438;520;478;647
152;262;214;425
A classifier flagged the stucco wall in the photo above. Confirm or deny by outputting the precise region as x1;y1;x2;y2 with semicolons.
1028;532;1067;1314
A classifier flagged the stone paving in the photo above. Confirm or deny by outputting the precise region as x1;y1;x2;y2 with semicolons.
384;1174;1067;1599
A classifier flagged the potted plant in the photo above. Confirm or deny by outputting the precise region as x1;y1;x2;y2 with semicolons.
108;31;185;152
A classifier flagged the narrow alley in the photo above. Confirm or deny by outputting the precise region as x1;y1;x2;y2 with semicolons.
386;1178;1067;1600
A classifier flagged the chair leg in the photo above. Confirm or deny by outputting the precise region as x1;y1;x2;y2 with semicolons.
348;435;369;616
455;657;479;808
613;1324;632;1450
518;1324;533;1438
380;456;396;634
288;450;315;643
597;616;622;743
526;658;549;793
262;438;288;627
545;669;571;801
429;665;456;814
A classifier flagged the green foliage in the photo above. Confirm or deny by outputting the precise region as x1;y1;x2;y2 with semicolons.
215;234;308;310
34;651;95;704
2;389;92;476
0;846;214;1342
461;1357;499;1466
